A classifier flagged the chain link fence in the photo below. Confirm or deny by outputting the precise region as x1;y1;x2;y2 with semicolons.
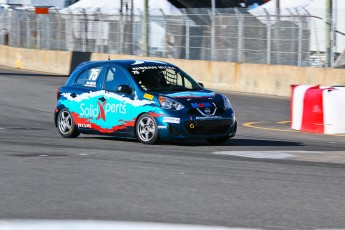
0;7;339;67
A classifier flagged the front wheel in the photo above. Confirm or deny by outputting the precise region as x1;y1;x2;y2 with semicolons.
136;114;159;144
207;136;230;145
57;108;80;138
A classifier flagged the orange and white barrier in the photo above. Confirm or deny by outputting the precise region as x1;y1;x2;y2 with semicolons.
291;85;345;134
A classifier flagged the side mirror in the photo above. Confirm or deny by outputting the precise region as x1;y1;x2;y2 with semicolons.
117;85;132;94
198;82;204;89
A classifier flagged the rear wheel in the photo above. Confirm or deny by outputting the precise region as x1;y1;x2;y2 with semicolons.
207;136;230;145
136;114;159;144
57;108;80;138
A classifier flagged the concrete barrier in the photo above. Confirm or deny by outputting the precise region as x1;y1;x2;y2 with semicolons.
1;45;345;97
291;85;345;134
0;45;71;75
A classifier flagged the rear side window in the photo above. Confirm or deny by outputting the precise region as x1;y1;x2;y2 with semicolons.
74;69;87;86
74;66;103;88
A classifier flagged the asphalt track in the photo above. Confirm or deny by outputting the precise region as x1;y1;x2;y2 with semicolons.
1;67;345;229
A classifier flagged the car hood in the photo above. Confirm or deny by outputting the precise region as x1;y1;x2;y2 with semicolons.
158;90;224;109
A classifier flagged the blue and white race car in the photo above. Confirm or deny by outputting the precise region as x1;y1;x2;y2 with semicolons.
54;60;237;144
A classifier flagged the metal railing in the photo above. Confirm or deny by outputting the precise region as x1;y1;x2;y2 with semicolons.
0;7;340;67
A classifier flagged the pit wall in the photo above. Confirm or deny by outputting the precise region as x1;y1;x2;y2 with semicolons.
1;45;345;97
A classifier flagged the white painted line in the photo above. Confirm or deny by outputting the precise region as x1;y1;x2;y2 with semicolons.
78;153;89;156
0;220;262;230
0;128;5;130
214;151;294;159
38;155;48;157
213;150;334;161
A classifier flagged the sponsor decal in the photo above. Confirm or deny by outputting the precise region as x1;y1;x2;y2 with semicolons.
80;102;127;121
158;125;167;129
191;102;217;117
196;116;222;120
191;102;212;109
144;93;154;100
61;91;158;132
78;123;91;128
131;65;175;71
163;117;180;124
72;112;135;134
84;81;96;87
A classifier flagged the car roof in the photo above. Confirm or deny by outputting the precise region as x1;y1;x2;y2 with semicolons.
78;60;174;69
66;59;177;86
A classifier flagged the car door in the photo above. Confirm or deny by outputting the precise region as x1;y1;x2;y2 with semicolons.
65;64;107;132
103;64;135;135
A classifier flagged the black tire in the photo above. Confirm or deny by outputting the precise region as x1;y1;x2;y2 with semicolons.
206;136;230;145
136;114;159;144
57;108;80;138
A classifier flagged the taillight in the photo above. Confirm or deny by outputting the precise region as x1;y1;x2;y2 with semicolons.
57;87;61;101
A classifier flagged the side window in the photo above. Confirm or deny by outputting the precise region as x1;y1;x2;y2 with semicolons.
104;66;132;91
74;66;103;88
74;69;87;86
84;66;103;88
184;77;193;89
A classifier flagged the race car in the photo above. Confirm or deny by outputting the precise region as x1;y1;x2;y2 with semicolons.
54;60;237;144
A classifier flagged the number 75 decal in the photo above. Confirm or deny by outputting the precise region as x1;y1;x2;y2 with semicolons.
89;68;100;81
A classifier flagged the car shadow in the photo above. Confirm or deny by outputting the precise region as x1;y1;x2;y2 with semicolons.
80;136;303;147
173;138;303;147
81;136;138;143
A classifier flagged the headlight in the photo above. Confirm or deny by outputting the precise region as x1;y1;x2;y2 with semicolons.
222;95;232;110
158;96;185;111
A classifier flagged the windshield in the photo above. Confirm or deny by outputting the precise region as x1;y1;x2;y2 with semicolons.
128;65;202;92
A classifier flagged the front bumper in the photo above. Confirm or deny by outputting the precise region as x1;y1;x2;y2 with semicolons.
155;109;237;141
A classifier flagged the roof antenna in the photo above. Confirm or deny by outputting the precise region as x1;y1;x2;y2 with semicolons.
108;55;110;61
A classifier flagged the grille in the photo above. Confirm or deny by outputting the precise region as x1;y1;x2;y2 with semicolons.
188;107;225;116
184;120;232;135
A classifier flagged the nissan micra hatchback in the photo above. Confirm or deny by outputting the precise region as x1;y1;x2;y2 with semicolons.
54;60;237;144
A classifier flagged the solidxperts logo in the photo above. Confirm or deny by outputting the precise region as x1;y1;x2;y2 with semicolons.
80;102;127;121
